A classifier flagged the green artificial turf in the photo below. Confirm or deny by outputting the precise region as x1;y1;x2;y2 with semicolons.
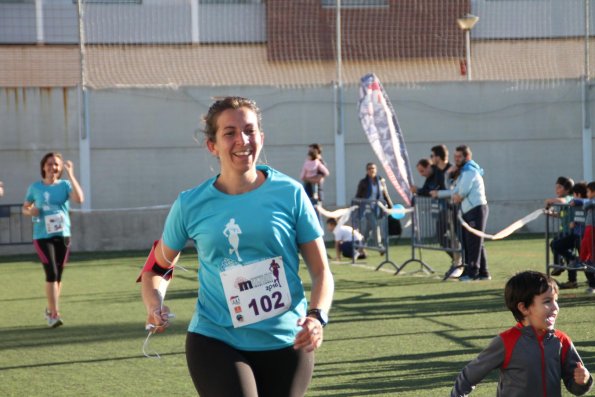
0;236;593;396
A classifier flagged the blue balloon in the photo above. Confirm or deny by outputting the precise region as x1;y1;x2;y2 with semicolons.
390;204;406;220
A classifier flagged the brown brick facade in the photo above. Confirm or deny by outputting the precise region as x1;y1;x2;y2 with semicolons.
267;0;469;61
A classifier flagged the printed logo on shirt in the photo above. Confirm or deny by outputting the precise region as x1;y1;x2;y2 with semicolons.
232;261;282;293
236;277;254;291
43;191;51;211
223;218;243;262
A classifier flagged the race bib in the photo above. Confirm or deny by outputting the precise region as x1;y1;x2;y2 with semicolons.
220;256;291;328
45;213;64;234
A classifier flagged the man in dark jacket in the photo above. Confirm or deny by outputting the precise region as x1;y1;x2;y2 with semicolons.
355;163;393;251
411;158;444;196
355;163;393;205
413;157;462;277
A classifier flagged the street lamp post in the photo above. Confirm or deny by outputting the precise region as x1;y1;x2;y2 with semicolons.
457;14;479;81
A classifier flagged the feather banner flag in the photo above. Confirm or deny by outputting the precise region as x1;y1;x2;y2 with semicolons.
358;73;415;206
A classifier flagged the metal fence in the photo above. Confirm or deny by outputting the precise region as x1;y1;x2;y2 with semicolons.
350;198;400;271
0;204;33;246
397;196;464;276
544;202;594;276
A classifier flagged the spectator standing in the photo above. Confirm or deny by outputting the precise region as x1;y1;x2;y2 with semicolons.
547;176;575;278
413;157;462;276
300;144;329;204
570;181;595;294
433;145;489;281
355;162;393;251
552;181;587;289
410;158;443;196
430;144;455;189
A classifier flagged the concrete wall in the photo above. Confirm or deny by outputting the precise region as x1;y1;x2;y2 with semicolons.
472;0;589;39
0;80;592;254
0;1;266;44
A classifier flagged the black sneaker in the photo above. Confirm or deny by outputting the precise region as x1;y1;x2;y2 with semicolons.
443;265;464;281
559;281;579;289
550;266;565;276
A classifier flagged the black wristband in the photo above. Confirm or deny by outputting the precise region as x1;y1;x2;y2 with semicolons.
152;263;173;280
307;308;328;327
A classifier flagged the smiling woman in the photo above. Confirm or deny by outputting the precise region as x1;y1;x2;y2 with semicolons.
21;152;85;329
204;100;265;194
138;96;335;397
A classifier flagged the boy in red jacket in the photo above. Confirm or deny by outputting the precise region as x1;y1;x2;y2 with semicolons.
451;271;592;396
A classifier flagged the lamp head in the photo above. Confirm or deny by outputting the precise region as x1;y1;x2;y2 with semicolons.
457;14;479;31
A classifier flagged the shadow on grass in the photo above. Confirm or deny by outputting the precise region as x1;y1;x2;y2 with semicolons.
311;348;500;396
0;320;189;355
0;348;186;371
575;340;595;369
330;282;595;326
329;288;506;326
0;284;198;305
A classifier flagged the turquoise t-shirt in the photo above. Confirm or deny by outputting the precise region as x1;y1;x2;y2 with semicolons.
162;165;323;351
24;180;73;240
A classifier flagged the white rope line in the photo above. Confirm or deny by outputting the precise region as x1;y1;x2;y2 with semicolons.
317;203;413;229
376;202;414;216
457;209;545;240
316;205;359;227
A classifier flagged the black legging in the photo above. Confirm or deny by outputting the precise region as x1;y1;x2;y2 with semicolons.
34;236;71;282
185;332;314;397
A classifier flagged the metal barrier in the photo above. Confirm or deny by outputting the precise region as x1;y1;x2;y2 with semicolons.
0;204;33;246
350;198;399;271
544;203;590;276
397;196;464;276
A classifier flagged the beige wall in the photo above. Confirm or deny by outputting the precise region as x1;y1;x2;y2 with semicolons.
0;39;592;89
1;79;592;254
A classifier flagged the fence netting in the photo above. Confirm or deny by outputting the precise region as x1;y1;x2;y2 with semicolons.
1;1;595;89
